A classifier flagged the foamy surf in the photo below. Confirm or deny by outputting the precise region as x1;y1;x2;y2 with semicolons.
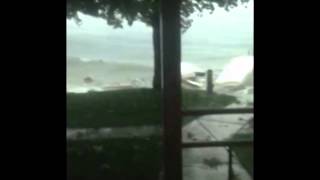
215;55;253;84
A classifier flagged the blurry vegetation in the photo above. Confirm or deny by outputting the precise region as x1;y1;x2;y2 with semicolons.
230;133;253;177
67;88;238;128
67;137;162;180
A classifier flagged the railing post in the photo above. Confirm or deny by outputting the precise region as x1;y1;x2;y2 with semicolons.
206;69;213;95
228;147;234;180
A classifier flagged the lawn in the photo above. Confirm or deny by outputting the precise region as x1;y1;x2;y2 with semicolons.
67;137;162;180
67;88;239;128
230;133;254;177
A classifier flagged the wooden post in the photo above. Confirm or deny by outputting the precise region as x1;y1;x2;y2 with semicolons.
228;147;234;180
207;69;213;95
160;0;182;180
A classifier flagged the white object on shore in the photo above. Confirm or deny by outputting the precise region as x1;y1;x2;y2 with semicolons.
181;62;203;78
67;86;103;93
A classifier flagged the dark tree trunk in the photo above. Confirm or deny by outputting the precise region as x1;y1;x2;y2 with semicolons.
152;13;161;90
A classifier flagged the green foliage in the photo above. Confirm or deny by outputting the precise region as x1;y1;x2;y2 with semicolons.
67;137;162;180
67;88;161;128
67;88;239;128
230;133;253;177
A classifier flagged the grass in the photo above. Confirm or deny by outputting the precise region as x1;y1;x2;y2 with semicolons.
67;137;162;180
67;88;239;128
67;88;161;128
230;133;253;177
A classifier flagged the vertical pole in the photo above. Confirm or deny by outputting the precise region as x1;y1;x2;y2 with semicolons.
160;0;182;180
228;147;234;180
206;69;213;95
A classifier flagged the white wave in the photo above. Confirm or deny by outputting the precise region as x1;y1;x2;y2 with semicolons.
215;55;253;84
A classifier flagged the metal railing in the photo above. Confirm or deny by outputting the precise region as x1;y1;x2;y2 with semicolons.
182;108;253;116
182;108;253;180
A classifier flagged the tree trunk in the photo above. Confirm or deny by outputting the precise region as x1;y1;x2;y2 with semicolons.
152;13;161;90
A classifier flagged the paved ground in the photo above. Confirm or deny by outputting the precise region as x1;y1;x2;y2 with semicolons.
182;114;253;180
